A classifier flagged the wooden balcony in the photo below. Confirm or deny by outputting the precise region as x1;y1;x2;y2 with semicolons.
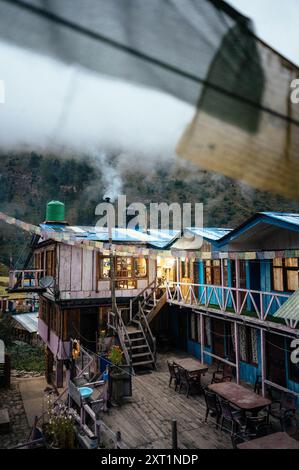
166;282;294;328
8;269;46;293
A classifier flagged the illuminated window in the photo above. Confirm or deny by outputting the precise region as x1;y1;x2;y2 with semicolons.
99;256;147;288
204;260;221;285
134;258;147;278
101;257;111;278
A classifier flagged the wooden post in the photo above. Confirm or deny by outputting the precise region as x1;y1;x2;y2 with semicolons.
200;313;205;364
176;258;180;283
234;322;240;384
220;258;225;310
235;260;241;314
171;419;178;450
55;359;64;388
261;328;266;397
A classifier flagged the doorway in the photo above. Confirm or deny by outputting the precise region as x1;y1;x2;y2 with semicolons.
266;332;286;387
212;318;225;359
80;307;99;352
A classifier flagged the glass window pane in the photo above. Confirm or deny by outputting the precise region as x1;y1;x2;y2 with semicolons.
273;268;284;291
273;258;282;267
134;258;147;277
285;258;298;268
287;270;299;291
101;257;111;278
205;267;212;285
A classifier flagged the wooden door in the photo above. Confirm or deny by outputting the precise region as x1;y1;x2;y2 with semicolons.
212;318;225;359
266;332;286;387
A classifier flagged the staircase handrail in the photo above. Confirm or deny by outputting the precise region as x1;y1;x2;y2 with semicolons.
138;302;156;361
108;308;132;367
129;278;158;319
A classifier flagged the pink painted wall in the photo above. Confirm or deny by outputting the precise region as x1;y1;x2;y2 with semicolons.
38;318;70;360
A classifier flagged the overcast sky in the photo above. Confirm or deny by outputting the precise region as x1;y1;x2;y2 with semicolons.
228;0;299;66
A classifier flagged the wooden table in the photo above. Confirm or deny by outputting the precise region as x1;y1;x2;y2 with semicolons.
208;382;271;413
172;357;209;375
237;432;299;449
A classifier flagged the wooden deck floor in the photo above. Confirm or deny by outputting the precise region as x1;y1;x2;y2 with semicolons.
101;353;232;449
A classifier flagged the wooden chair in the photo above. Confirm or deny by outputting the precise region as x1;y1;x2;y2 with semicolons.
211;363;233;384
167;361;180;391
178;367;201;398
203;389;221;427
268;392;297;431
219;399;245;436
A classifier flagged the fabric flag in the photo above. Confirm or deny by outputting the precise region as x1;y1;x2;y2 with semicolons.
0;0;298;198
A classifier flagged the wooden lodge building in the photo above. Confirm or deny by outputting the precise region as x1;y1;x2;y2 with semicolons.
5;204;299;403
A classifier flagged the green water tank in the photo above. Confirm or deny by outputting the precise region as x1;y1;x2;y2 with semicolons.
46;200;65;223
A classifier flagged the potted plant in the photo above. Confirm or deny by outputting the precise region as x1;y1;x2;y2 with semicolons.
108;345;126;405
44;398;75;449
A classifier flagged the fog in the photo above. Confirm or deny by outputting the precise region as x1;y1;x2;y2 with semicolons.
0;41;194;158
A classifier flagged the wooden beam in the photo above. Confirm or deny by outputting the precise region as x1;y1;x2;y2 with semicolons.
200;313;204;363
261;329;266;397
234;322;240;384
235;260;241;314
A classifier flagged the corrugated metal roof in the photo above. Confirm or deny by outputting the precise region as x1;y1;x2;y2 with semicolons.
12;312;38;333
273;290;299;321
147;229;180;248
261;212;299;227
186;227;232;241
39;224;179;248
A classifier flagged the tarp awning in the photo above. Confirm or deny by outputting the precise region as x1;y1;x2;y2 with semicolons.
273;290;299;321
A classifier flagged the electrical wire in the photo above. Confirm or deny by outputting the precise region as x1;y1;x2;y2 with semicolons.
2;0;299;128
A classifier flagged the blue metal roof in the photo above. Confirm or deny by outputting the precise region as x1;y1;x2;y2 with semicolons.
186;227;232;242
40;224;179;249
217;212;299;247
261;212;299;227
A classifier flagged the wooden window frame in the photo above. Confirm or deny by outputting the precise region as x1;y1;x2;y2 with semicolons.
204;260;222;286
98;255;148;289
272;258;299;293
239;325;258;367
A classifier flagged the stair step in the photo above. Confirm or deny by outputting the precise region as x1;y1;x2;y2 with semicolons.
126;326;142;334
125;337;145;343
132;360;154;366
131;344;149;350
132;352;151;358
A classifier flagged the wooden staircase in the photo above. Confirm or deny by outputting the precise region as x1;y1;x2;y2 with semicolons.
108;279;167;373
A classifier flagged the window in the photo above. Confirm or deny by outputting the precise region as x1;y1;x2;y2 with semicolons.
134;258;147;278
239;325;258;366
101;257;111;278
181;259;190;278
272;258;299;292
204;260;221;285
223;260;229;286
34;251;45;271
45;250;55;276
99;256;147;289
188;313;211;346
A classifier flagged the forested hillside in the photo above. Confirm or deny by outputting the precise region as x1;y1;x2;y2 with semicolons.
0;152;297;267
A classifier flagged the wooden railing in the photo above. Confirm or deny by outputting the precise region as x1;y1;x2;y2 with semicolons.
107;309;132;366
9;269;45;290
166;281;292;324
